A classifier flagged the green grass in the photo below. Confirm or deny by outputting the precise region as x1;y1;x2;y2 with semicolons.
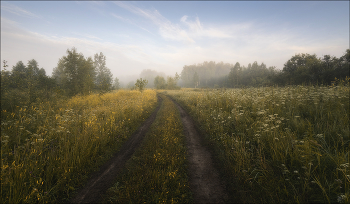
166;84;349;203
105;94;192;203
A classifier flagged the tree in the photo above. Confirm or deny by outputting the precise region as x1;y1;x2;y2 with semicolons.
140;69;165;88
52;47;96;96
166;72;181;90
193;72;199;88
154;75;166;89
135;78;148;92
26;59;41;102
11;61;27;89
113;77;120;90
94;52;113;93
228;62;241;87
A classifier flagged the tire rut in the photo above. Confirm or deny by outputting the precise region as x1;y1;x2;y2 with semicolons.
70;96;163;203
170;96;229;203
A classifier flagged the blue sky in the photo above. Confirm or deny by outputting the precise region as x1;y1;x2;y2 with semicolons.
1;1;349;81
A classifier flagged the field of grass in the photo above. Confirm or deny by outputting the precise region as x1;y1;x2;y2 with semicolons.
166;84;349;203
2;83;349;203
1;90;157;203
105;94;192;203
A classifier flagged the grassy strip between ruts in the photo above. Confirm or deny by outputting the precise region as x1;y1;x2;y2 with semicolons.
104;94;192;203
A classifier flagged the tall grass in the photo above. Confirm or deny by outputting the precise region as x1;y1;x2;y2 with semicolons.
105;94;192;203
1;90;157;203
167;84;349;203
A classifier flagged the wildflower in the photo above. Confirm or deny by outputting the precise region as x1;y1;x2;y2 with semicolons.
335;179;342;184
315;134;324;138
337;194;346;203
283;170;290;174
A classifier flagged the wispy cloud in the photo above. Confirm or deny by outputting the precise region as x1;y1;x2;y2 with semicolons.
114;2;234;43
1;3;39;18
111;13;153;34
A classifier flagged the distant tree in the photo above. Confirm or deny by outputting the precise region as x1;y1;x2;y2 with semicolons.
154;75;166;89
11;61;27;89
94;52;113;93
52;47;95;96
175;72;180;81
228;62;241;87
1;60;11;98
166;72;181;90
26;59;41;102
193;72;199;88
140;69;166;88
135;78;148;92
113;77;120;90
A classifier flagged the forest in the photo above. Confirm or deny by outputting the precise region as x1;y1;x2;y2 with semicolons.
180;49;349;88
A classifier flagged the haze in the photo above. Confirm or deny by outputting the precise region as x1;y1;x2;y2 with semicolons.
1;1;349;84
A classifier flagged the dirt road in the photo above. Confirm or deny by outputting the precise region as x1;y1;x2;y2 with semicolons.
70;94;228;203
170;97;228;204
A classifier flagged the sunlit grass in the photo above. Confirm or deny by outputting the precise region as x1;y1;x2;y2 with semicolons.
1;89;157;203
105;94;192;203
166;83;349;203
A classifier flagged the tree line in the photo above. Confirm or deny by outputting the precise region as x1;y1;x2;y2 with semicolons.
2;48;348;114
1;47;119;114
179;49;350;88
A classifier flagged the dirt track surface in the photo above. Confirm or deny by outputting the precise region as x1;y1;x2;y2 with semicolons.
70;96;162;204
170;97;229;203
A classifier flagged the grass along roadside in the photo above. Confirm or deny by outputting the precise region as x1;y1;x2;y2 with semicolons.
104;94;192;203
166;85;349;203
1;90;158;203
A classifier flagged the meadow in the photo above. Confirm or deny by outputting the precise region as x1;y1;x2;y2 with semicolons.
1;83;349;203
1;90;157;203
166;83;349;203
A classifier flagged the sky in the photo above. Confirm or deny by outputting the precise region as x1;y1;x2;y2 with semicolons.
1;1;349;81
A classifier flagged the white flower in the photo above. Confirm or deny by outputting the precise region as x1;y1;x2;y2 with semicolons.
316;134;324;138
337;194;346;203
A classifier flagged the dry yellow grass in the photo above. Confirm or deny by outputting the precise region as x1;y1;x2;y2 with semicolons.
1;90;157;203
